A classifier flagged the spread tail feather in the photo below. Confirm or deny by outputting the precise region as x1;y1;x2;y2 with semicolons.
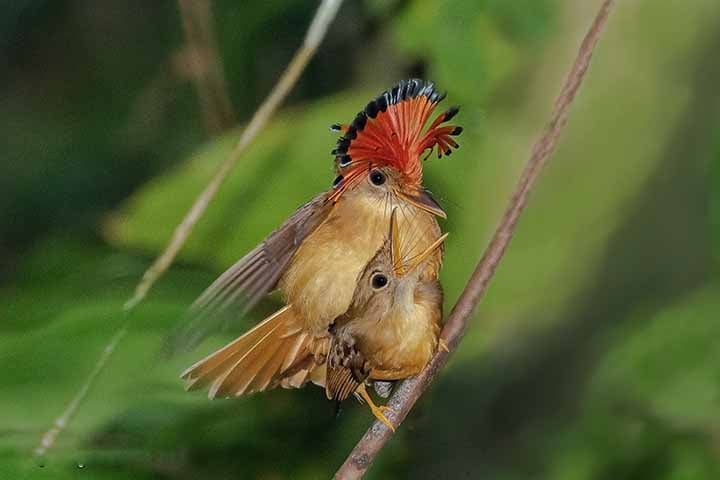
180;305;322;398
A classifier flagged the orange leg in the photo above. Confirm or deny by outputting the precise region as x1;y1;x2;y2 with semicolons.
355;384;395;431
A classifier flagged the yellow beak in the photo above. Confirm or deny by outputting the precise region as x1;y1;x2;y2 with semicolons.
405;232;448;274
388;207;448;277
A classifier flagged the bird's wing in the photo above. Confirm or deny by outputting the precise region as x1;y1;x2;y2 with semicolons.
168;190;335;353
325;332;370;401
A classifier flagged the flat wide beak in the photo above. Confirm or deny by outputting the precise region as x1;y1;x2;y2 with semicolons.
406;232;449;274
396;188;447;219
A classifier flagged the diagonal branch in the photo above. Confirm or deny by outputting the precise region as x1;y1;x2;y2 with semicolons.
33;0;344;458
334;1;615;478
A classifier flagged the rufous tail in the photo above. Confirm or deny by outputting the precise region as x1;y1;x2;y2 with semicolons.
180;305;326;398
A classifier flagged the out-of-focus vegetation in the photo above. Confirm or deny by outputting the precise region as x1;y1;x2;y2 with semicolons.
2;0;719;478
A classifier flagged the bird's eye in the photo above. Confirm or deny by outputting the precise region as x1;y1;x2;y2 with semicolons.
369;170;386;186
371;273;388;290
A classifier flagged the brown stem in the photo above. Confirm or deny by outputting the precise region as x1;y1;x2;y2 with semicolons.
33;0;344;459
334;1;615;478
177;0;235;133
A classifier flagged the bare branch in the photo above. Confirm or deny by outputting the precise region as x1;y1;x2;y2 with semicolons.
177;0;235;133
334;1;615;478
33;328;128;456
34;0;344;458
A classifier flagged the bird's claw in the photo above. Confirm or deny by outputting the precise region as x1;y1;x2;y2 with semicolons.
438;338;450;353
357;384;396;431
370;404;396;432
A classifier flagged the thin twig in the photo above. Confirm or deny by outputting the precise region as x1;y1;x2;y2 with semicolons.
177;0;235;133
33;0;344;458
33;328;128;456
334;1;615;478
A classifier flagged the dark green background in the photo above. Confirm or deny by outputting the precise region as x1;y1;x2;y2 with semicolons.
2;0;719;478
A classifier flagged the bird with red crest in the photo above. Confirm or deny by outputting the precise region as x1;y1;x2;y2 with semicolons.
180;79;462;412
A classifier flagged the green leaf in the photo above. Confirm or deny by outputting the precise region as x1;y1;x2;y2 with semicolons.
592;285;720;419
546;285;720;480
105;93;373;269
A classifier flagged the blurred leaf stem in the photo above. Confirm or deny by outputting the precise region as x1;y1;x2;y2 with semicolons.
177;0;236;133
33;0;345;459
334;1;616;478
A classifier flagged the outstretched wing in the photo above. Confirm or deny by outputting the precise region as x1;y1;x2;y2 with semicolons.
169;191;335;352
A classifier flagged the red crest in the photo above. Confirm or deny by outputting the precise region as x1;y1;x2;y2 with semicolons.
329;79;462;199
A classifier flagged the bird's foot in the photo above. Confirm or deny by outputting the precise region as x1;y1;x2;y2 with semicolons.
357;384;396;432
438;338;450;353
369;403;395;432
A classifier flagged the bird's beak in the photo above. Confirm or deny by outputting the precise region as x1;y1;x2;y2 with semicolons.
405;232;449;274
396;188;447;219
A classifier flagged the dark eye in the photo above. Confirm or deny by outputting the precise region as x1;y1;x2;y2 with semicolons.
371;273;388;290
369;170;386;186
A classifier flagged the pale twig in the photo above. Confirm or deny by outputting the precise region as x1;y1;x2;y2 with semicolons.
177;0;235;133
334;1;615;478
33;328;128;457
34;0;344;458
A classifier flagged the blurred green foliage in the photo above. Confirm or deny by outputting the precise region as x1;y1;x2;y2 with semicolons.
1;0;720;478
